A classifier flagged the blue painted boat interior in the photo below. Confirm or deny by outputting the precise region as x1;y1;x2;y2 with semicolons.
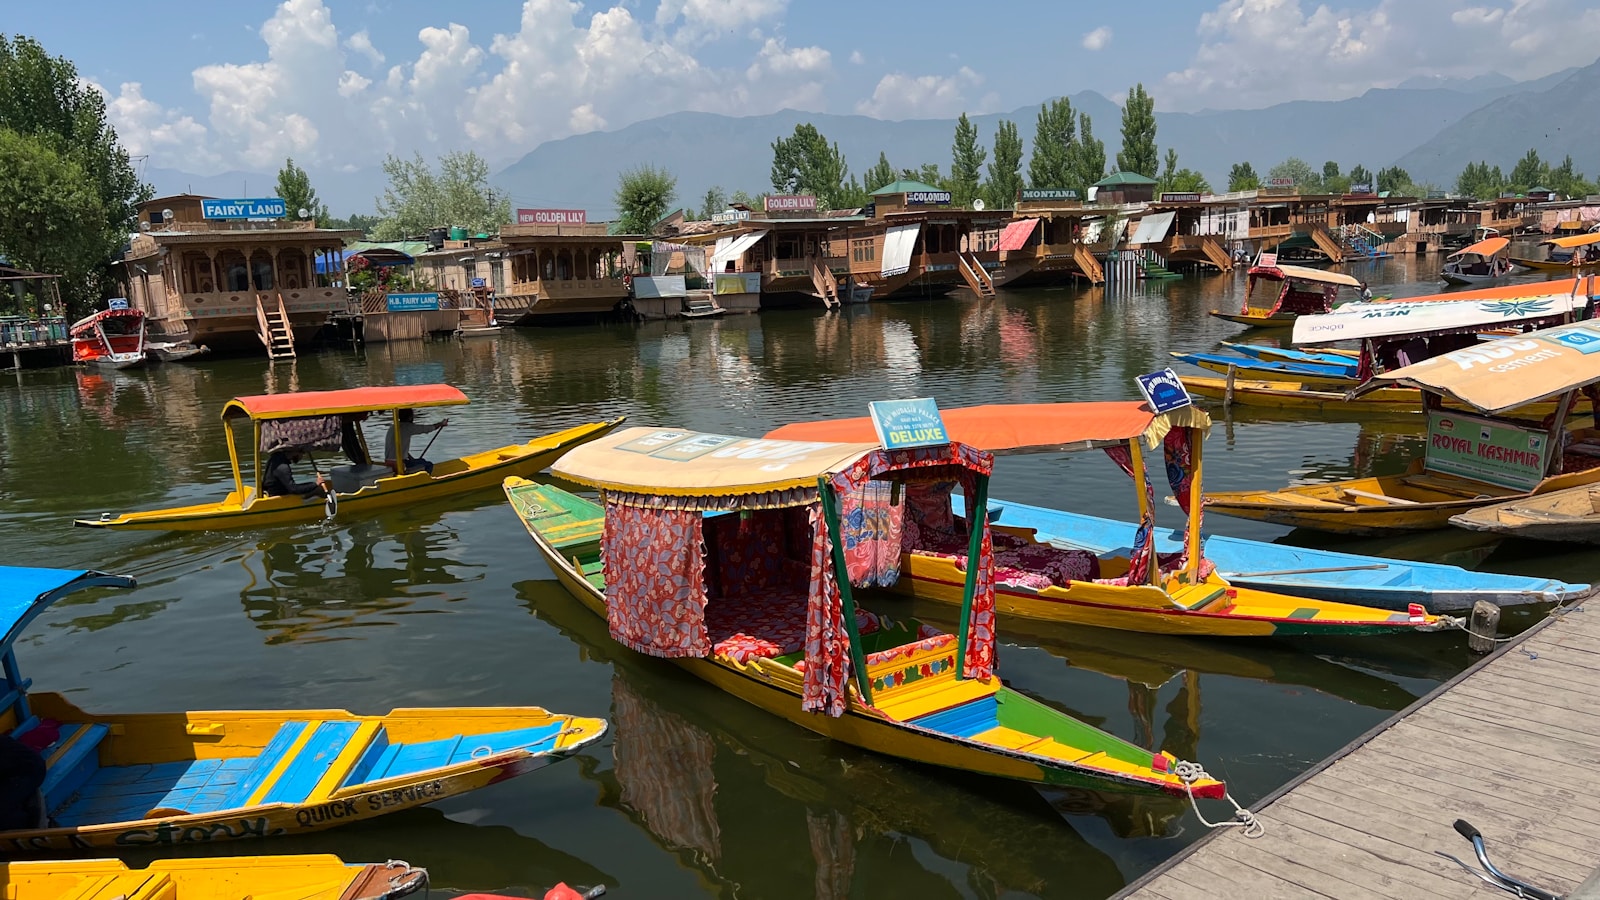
912;695;997;738
1221;343;1357;367
1174;351;1355;380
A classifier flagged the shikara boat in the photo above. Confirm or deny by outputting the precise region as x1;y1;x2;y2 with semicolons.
1170;350;1356;385
70;306;148;370
1209;264;1364;328
1441;236;1513;286
1;854;428;899
1510;232;1600;272
985;496;1594;611
506;427;1237;800
76;384;622;531
0;566;607;853
145;340;209;362
1219;341;1358;366
1451;484;1600;544
767;403;1458;636
1209;318;1600;535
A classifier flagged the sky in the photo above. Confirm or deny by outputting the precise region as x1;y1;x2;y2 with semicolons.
9;0;1600;179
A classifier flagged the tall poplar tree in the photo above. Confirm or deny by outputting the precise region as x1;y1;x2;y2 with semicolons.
1115;83;1159;178
1072;113;1106;191
983;119;1023;209
1027;99;1075;190
949;112;987;207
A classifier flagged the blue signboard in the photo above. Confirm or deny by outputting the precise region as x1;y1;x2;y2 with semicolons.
1136;368;1193;414
470;277;486;288
201;197;287;220
868;398;949;450
385;292;441;312
107;298;129;310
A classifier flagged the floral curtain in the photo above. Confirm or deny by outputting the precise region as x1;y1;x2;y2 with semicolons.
803;504;851;716
1162;428;1201;572
837;479;904;588
611;674;721;863
259;415;344;453
601;502;710;657
1103;443;1155;585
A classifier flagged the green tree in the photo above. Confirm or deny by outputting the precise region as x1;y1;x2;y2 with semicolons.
0;128;106;314
275;157;329;225
373;150;510;239
899;163;947;188
1377;165;1411;194
1156;148;1210;194
1508;148;1549;192
1227;161;1260;191
1115;83;1159;178
949;112;987;207
1547;155;1596;199
863;152;897;193
1456;161;1506;200
0;35;150;315
325;212;381;234
699;185;726;220
1348;164;1373;190
1072;113;1107;192
612;165;678;234
770;123;856;209
1268;157;1318;191
983;119;1024;209
1027;98;1075;189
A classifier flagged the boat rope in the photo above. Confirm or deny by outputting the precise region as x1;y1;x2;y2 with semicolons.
381;859;429;896
1458;602;1584;647
1174;760;1265;838
468;726;584;759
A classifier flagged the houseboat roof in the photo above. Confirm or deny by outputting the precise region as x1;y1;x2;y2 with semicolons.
871;179;944;196
221;384;470;421
1095;171;1158;187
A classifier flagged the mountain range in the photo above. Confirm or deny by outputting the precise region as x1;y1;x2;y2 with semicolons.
145;59;1600;219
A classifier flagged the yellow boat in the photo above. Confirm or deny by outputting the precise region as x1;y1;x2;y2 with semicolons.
1210;318;1600;535
75;383;622;531
1181;374;1570;417
0;566;607;854
1510;232;1600;272
1209;263;1364;329
2;854;428;899
766;403;1457;637
505;427;1243;803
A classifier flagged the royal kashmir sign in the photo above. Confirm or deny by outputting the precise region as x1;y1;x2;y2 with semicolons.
1136;368;1194;414
868;398;949;450
1019;189;1079;201
904;190;952;206
201;197;286;220
1160;192;1203;203
764;194;817;212
516;208;587;226
1425;410;1550;491
385;292;441;312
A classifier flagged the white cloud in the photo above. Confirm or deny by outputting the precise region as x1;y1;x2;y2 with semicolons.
337;71;371;97
855;66;986;118
97;81;216;169
655;0;786;31
1081;26;1112;50
1164;0;1600;109
345;29;384;65
848;49;864;65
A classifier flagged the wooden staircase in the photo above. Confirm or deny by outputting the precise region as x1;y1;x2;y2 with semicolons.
1338;224;1388;259
810;257;840;308
1074;245;1106;284
256;293;296;359
1198;235;1234;271
1307;224;1347;263
958;252;997;298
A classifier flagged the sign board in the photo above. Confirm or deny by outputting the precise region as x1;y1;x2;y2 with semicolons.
868;398;949;450
714;272;762;295
1020;189;1079;201
764;194;817;212
107;298;129;310
516;208;586;226
1160;192;1202;203
470;277;486;288
1257;251;1278;267
1350;183;1373;194
904;191;952;206
385;292;441;312
201;197;286;220
711;209;751;224
1426;190;1450;199
1135;368;1193;414
1267;178;1295;187
1425;411;1549;491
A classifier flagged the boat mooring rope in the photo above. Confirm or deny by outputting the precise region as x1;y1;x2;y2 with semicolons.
468;726;584;759
1174;760;1265;838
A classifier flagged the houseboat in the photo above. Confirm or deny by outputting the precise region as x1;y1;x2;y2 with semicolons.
495;216;640;321
842;181;1007;299
996;190;1114;286
679;198;866;309
120;195;360;358
69;304;147;369
1475;194;1541;235
1246;187;1349;264
1387;195;1479;254
1128;193;1237;273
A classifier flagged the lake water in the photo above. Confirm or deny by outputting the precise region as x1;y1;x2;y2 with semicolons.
2;254;1593;898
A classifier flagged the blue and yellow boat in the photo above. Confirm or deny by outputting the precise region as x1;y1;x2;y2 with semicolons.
1;854;428;899
0;567;607;854
506;426;1238;802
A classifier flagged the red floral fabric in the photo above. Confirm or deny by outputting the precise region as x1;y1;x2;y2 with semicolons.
602;502;709;657
703;509;806;598
1103;443;1156;586
707;589;880;664
863;633;955;667
803;505;853;715
838;480;904;587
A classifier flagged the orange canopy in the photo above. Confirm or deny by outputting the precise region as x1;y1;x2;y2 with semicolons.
1546;232;1600;250
765;401;1211;451
222;384;469;421
1449;236;1510;259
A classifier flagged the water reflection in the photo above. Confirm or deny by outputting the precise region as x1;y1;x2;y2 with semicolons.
521;579;1126;899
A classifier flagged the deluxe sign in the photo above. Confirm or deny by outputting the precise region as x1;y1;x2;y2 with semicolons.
515;208;586;225
904;191;952;206
107;298;129;310
868;398;948;450
1425;411;1549;491
201;197;286;220
385;292;441;312
1135;368;1193;414
1020;189;1079;201
764;194;817;212
1160;192;1202;203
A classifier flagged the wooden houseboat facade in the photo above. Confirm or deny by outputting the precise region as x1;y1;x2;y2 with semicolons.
996;193;1113;286
496;222;638;321
1476;195;1541;234
1129;194;1237;272
1385;196;1479;253
842;181;1006;299
679;203;866;309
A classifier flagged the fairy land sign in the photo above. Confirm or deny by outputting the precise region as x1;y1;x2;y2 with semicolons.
1425;411;1550;490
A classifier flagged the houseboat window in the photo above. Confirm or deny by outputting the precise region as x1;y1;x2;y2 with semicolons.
226;262;249;292
251;258;275;290
777;236;802;259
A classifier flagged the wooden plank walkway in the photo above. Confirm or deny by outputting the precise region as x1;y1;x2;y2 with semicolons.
1118;605;1600;899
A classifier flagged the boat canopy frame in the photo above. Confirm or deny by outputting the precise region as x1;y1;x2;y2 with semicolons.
0;568;136;731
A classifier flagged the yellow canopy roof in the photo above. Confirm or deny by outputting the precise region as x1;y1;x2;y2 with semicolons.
1545;232;1600;249
1272;264;1362;287
1358;320;1600;414
551;426;878;497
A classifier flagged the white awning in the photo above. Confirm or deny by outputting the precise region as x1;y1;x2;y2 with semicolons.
881;223;921;277
710;230;768;272
1129;211;1176;245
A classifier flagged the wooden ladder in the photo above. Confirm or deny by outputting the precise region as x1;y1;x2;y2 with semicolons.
810;257;840;308
1073;244;1105;284
958;253;997;298
256;293;297;359
1200;235;1234;271
1308;223;1346;263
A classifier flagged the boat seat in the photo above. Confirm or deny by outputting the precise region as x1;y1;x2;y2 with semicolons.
341;723;567;787
215;720;313;810
40;723;110;812
260;721;366;805
328;465;388;495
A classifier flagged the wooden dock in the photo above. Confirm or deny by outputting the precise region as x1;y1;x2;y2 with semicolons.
1118;605;1600;899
